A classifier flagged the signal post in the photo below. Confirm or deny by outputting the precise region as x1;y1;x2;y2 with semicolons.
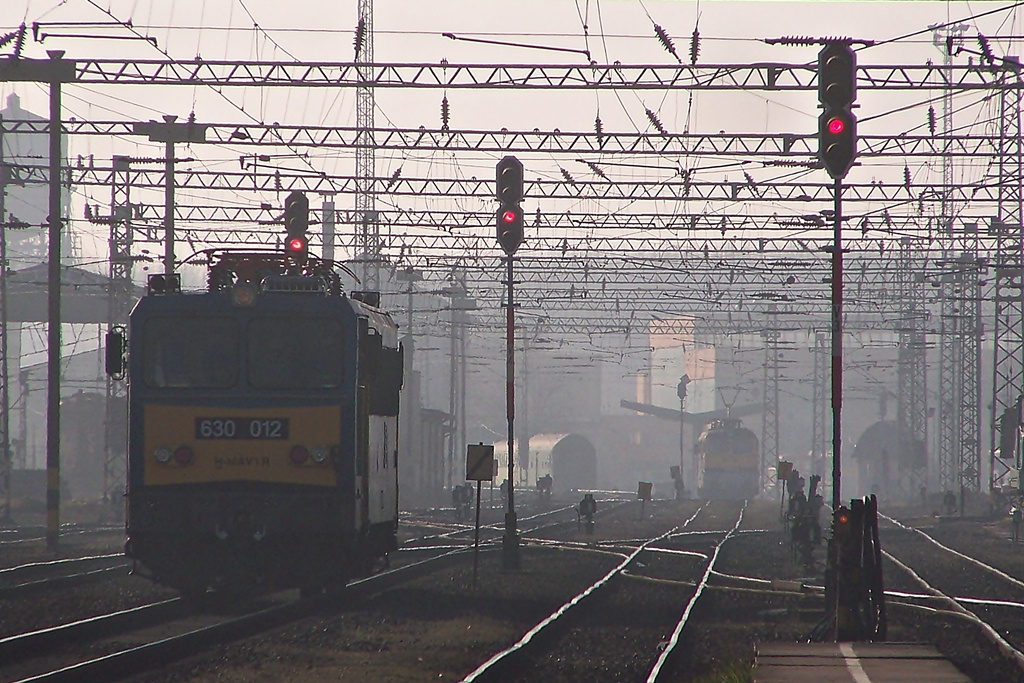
495;156;524;570
818;40;860;641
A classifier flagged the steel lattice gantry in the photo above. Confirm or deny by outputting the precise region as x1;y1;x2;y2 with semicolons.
103;156;131;510
896;235;928;498
811;332;830;489
355;0;379;290
990;77;1024;489
55;59;1024;91
938;240;983;495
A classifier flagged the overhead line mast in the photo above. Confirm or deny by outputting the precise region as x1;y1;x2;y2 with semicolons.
355;0;378;291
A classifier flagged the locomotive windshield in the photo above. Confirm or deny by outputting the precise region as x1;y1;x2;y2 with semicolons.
247;317;344;389
143;317;240;388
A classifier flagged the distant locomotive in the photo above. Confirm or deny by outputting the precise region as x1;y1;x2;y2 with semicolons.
112;223;403;598
494;433;597;493
696;418;759;499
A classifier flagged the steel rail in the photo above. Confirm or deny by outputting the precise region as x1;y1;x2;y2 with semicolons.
460;501;708;682
0;565;127;597
6;546;473;683
0;598;184;666
882;514;1024;591
0;553;122;575
883;549;1024;674
646;501;748;682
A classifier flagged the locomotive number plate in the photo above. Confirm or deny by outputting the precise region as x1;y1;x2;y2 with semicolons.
194;418;290;440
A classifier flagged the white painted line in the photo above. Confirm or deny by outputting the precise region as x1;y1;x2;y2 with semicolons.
839;643;873;683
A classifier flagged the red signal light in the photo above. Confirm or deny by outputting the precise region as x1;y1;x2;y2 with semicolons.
502;210;517;224
827;117;845;135
838;512;849;524
288;237;306;252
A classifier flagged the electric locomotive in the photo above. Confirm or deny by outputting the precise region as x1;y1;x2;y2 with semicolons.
110;205;402;597
696;418;759;499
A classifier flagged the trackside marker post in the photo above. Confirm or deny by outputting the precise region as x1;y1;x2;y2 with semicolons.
466;443;496;587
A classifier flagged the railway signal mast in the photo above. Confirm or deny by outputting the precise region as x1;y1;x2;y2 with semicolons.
496;155;524;569
818;40;861;643
817;40;858;512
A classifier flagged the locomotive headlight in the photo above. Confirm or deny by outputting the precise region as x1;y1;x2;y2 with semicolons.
154;446;173;464
311;445;329;464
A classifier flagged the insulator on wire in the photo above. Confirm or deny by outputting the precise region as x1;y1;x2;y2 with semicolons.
560;167;575;184
645;108;668;135
387;166;402;189
11;23;26;58
689;26;701;65
0;27;19;50
927;106;937;136
978;33;995;65
769;36;817;46
441;96;450;130
653;24;681;63
860;216;870;235
594;116;604;145
534;206;542;226
903;165;911;190
354;18;366;57
679;167;691;195
274;169;282;192
584;160;607;179
84;204;93;221
743;171;756;188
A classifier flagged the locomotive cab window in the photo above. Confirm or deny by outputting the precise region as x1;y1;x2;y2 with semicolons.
142;317;239;388
247;318;344;389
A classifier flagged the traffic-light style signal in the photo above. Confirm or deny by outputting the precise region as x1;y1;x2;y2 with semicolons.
284;190;309;238
1000;404;1021;460
818;43;857;180
283;190;309;264
496;204;524;255
495;156;525;255
496;156;524;205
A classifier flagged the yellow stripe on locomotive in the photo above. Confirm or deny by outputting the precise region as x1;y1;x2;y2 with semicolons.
143;404;341;486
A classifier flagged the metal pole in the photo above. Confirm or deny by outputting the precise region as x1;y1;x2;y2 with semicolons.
472;479;482;587
163;116;175;275
503;255;519;569
46;52;64;551
829;176;845;641
831;177;844;512
448;299;456;491
0;114;10;523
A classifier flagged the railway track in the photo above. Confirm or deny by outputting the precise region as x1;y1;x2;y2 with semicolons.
0;554;130;597
0;525;123;548
1;543;472;683
458;500;750;682
877;515;1024;682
